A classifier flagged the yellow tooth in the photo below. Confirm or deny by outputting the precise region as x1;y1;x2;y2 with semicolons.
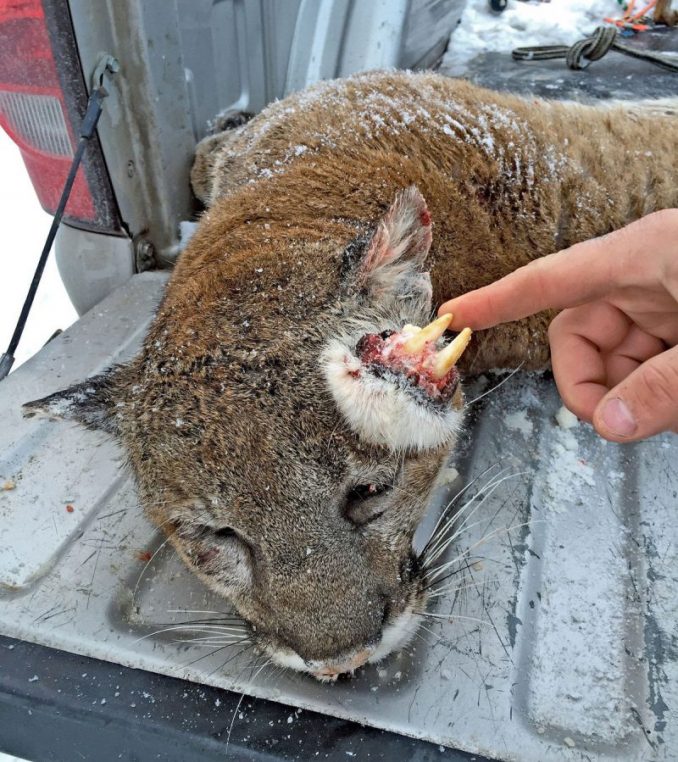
431;327;472;378
401;314;453;354
401;324;421;336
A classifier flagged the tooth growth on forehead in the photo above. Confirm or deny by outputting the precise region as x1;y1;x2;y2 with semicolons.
323;314;473;452
400;314;452;355
357;316;473;401
402;316;473;379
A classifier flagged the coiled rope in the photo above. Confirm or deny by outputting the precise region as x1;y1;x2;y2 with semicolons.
512;25;678;72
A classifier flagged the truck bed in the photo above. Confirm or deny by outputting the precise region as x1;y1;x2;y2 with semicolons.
1;272;676;761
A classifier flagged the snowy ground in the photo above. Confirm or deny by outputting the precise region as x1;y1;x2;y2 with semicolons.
444;0;622;74
0;132;77;373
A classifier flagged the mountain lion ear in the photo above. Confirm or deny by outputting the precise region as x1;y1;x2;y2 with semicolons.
341;185;433;300
22;368;123;435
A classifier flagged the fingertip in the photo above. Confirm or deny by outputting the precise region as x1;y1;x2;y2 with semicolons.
549;315;608;424
555;382;602;425
437;299;469;330
593;396;639;442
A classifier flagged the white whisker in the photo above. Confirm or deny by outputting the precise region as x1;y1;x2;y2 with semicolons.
132;531;175;603
173;640;248;647
422;463;503;552
224;659;271;756
427;516;504;566
425;471;529;566
447;469;527;535
424;581;483;599
465;363;525;407
425;520;538;583
162;623;247;632
432;465;512;528
225;693;247;758
413;611;491;627
133;624;248;643
167;608;234;616
173;634;250;643
424;469;519;563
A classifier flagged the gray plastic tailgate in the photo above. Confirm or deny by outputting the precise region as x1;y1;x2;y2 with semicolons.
0;272;676;761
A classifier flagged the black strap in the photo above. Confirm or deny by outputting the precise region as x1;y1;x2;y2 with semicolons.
513;25;678;72
0;84;109;381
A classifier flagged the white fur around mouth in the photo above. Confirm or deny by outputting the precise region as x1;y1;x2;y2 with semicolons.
263;609;421;679
367;609;419;663
322;339;465;452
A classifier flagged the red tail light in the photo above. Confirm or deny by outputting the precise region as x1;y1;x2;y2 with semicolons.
0;0;120;233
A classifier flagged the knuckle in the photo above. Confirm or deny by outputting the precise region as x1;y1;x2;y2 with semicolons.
558;387;587;420
559;387;595;424
547;316;559;341
611;210;678;282
530;258;552;299
548;308;575;342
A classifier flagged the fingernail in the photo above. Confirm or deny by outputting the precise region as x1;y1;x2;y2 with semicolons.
601;398;637;437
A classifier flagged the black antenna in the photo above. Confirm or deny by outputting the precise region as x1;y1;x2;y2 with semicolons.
0;56;118;381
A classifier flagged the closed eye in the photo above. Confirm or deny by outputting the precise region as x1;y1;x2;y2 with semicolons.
213;526;238;539
209;525;255;563
211;526;253;556
344;482;393;527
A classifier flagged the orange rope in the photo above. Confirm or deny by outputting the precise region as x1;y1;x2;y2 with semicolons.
628;0;657;20
603;0;656;30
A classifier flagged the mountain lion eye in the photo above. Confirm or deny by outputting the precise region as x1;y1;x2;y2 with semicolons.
344;482;393;526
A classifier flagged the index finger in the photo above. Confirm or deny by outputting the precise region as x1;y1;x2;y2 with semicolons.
438;216;657;330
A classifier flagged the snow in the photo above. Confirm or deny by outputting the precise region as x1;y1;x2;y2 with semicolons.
545;424;596;509
179;220;198;248
0;132;77;371
504;408;533;437
236;67;562;206
443;0;620;75
528;455;631;744
555;404;578;429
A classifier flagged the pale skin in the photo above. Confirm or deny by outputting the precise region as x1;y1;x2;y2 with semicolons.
439;209;678;443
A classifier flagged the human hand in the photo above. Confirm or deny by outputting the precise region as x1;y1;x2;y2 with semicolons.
439;210;678;442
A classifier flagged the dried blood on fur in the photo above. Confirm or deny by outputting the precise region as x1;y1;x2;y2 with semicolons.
355;331;460;401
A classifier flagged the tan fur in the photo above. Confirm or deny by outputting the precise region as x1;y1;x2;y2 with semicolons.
26;72;678;676
190;72;678;371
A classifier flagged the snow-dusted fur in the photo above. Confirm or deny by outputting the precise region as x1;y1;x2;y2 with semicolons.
26;71;678;678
